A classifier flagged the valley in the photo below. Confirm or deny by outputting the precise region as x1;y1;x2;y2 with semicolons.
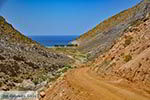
0;0;150;100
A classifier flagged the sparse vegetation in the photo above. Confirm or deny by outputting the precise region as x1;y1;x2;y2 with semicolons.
54;45;66;47
123;36;133;47
124;54;132;62
0;16;5;21
130;19;143;27
67;44;78;47
57;65;72;74
110;62;116;67
32;78;39;85
12;77;23;83
13;55;25;61
0;81;2;87
0;55;5;60
121;53;125;56
54;44;78;47
98;59;111;68
49;47;88;62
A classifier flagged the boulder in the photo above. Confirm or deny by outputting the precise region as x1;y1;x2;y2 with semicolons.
1;85;9;91
20;80;35;90
0;55;5;60
40;91;46;98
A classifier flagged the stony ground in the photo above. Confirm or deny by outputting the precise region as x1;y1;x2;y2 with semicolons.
0;16;73;91
42;67;150;100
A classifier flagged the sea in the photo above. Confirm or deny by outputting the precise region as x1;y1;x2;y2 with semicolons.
29;35;78;47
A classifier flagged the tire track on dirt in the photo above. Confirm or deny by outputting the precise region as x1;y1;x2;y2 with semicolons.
43;67;150;100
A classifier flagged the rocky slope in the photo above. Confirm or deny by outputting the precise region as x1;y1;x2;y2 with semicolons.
41;16;150;100
92;14;150;93
41;16;150;99
73;0;150;59
0;16;73;91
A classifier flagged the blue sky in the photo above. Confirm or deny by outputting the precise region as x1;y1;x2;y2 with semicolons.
0;0;141;36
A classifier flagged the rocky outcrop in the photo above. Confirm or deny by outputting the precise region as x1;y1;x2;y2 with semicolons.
0;16;73;90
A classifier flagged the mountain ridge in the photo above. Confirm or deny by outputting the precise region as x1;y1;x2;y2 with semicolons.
73;0;150;59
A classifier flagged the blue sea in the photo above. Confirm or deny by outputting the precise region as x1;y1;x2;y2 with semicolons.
29;35;78;47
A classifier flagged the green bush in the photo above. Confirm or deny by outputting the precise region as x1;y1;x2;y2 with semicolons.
61;67;69;73
130;20;142;27
0;16;5;21
57;65;72;74
0;81;2;87
32;78;39;85
67;44;78;47
54;45;66;47
124;36;133;47
124;54;132;62
13;77;23;83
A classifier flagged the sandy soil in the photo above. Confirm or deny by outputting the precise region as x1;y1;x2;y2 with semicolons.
42;67;150;100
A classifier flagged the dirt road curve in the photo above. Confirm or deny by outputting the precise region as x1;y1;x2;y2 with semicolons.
42;68;150;100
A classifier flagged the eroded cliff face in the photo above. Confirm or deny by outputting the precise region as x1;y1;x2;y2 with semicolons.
75;0;150;59
0;16;73;90
92;15;150;91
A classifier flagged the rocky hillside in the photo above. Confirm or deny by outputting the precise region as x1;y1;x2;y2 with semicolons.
73;0;150;59
92;15;150;93
0;16;73;91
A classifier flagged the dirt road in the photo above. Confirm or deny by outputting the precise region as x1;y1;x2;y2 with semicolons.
42;67;150;100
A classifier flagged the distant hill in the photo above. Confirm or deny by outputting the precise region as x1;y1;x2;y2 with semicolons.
0;16;73;91
74;0;150;59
